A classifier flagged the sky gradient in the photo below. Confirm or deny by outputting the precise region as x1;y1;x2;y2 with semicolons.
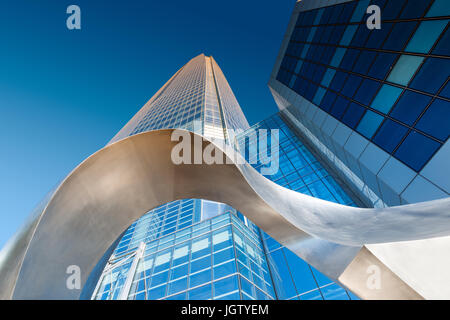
0;0;295;248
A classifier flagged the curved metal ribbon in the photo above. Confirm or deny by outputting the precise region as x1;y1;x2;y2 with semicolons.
1;129;449;299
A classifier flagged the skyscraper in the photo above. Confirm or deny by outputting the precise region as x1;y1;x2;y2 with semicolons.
91;54;359;300
269;0;450;299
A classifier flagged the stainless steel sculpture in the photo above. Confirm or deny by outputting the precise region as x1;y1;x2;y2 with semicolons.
1;129;449;300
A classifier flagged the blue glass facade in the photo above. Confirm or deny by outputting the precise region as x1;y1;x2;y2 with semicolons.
92;201;277;300
109;54;249;144
277;0;449;172
236;115;356;206
92;54;361;300
237;114;358;300
93;115;360;300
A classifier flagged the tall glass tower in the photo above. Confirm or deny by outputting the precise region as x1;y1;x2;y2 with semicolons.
91;54;360;300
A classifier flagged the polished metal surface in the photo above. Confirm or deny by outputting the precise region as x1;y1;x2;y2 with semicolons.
1;129;449;299
338;247;423;300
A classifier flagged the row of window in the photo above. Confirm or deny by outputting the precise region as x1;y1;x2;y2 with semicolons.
237;114;358;300
236;114;356;205
295;0;449;28
113;199;200;257
278;0;449;171
94;212;276;300
130;55;207;135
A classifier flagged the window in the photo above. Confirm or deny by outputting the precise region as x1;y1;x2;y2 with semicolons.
168;277;187;295
190;269;211;288
415;99;450;141
320;91;337;112
354;78;381;105
426;0;450;17
329;71;348;91
328;4;344;24
383;21;417;51
267;250;297;299
166;292;186;300
341;74;363;98
357;110;384;139
319;46;335;65
319;6;332;25
240;276;256;298
340;2;357;22
340;49;360;70
368;53;399;80
170;264;188;280
292;77;307;96
330;48;346;67
365;23;393;48
213;275;239;298
213;260;236;279
313;87;326;105
312;26;325;43
263;235;282;252
300;44;310;59
340;25;358;46
154;250;172;273
308;180;336;201
307;45;320;61
289;75;296;88
353;50;377;74
370;84;403;114
282;249;317;294
373;119;409;153
342;103;366;129
350;24;371;47
306;27;317;42
399;0;432;19
395;130;441;171
294;60;303;74
321;284;350;300
410;58;450;94
351;0;370;22
321;68;336;87
212;228;232;251
147;284;167;299
405;20;448;53
324;176;354;204
433;26;450;56
213;247;234;265
191;235;210;259
329;25;346;45
440;81;450;99
330;96;350;119
188;284;212;300
134;291;146;300
387;55;424;86
313;8;324;25
390;90;431;125
300;289;323;300
310;265;333;287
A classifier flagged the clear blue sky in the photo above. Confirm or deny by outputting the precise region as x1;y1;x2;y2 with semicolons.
0;0;295;248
